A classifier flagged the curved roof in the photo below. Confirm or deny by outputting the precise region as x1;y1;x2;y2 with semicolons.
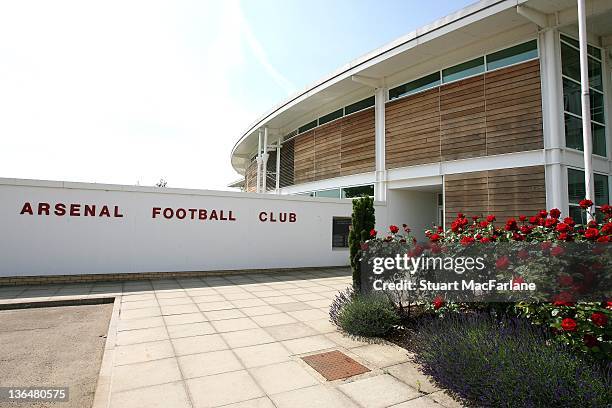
229;0;608;174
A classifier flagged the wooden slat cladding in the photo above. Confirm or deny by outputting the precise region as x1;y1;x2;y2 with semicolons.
386;88;440;168
386;60;543;170
291;108;375;185
293;130;315;184
340;109;375;176
314;120;341;180
485;59;543;155
279;139;294;188
245;159;258;193
440;75;486;160
444;165;546;226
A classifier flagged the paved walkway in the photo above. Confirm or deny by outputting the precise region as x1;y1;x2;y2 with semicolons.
0;268;462;408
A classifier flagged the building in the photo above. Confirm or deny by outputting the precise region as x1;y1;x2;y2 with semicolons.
230;0;612;237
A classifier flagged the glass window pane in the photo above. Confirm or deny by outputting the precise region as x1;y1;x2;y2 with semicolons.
561;42;580;81
595;174;609;205
442;57;484;83
568;205;584;223
568;168;586;204
342;185;374;199
589;57;603;92
332;217;352;248
486;40;538;71
591;91;604;124
298;120;317;134
345;96;375;115
316;189;341;198
564;114;607;156
563;78;581;116
560;34;601;60
318;108;343;126
389;72;441;100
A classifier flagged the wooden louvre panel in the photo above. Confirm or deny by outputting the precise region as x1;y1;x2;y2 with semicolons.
314;120;341;180
484;59;543;155
385;87;441;168
265;150;277;191
293;130;315;184
244;159;258;192
444;166;546;225
444;171;488;226
487;165;546;221
440;75;486;160
279;139;294;188
340;108;375;176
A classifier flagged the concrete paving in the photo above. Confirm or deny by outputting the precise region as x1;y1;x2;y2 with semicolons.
0;268;464;408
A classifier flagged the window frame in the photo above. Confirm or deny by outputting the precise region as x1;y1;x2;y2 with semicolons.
332;216;352;249
567;167;610;222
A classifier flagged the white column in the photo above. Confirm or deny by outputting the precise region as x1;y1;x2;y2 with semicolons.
275;142;281;193
539;28;566;213
577;0;595;221
374;87;387;201
256;129;262;193
262;127;269;193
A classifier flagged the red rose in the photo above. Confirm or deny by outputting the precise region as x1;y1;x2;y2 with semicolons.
563;217;575;227
529;216;539;225
472;215;479;221
597;236;610;242
579;199;593;209
429;233;441;242
553;292;574;306
587;220;598;228
460;236;475;246
486;215;496;222
389;225;399;234
520;225;532;234
601;223;612;235
561;317;577;332
480;237;491;243
512;232;525;241
558;274;573;286
451;221;461;233
505;218;518;231
607;301;612;309
551;246;565;257
556;223;570;233
549;208;561;219
517;249;529;260
591;312;608;327
457;212;464;218
545;217;558;228
583;334;599;348
558;232;572;241
369;229;377;237
511;276;525;288
437;226;444;233
479;221;489;228
496;255;510;270
433;296;444;310
519;214;527;222
539;210;548;218
584;228;599;240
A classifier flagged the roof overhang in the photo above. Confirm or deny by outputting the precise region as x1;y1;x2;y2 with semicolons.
230;0;612;175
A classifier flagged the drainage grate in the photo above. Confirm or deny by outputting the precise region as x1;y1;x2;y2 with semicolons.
301;350;370;381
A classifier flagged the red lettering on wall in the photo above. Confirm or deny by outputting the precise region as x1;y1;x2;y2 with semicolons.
279;213;287;222
54;203;66;216
70;204;81;216
210;210;218;220
20;202;33;215
38;203;50;215
163;208;173;219
259;211;267;222
85;205;96;216
229;211;236;221
114;206;124;218
99;206;111;217
289;213;296;222
189;209;197;219
176;208;186;219
152;207;161;218
199;209;207;220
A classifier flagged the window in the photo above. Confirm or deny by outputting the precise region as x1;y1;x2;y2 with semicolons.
567;168;609;222
442;57;484;83
560;35;606;157
332;217;352;248
298;120;317;134
318;109;343;126
316;189;341;199
342;185;374;199
345;96;375;115
486;40;538;71
389;72;441;100
296;191;315;197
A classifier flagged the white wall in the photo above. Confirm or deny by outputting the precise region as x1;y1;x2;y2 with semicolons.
383;189;438;241
0;178;386;277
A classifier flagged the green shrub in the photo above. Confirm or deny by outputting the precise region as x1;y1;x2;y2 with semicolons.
348;196;375;292
338;294;399;337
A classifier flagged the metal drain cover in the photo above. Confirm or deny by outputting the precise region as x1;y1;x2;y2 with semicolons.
302;350;370;381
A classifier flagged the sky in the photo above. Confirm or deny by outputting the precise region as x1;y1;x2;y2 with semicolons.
0;0;474;190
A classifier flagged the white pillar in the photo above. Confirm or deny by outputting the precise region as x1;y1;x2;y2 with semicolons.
262;127;269;193
374;87;386;201
540;28;566;213
577;0;595;220
275;142;281;193
256;129;262;193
